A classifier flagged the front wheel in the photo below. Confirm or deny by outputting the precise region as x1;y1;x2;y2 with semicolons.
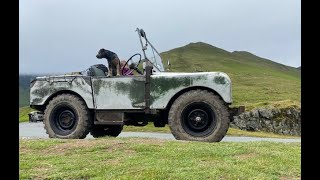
168;90;230;142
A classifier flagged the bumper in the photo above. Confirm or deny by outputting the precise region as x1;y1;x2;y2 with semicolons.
28;111;44;123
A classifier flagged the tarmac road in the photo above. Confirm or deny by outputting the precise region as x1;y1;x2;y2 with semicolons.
19;122;301;143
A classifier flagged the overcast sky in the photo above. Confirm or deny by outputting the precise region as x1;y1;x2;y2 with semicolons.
19;0;301;74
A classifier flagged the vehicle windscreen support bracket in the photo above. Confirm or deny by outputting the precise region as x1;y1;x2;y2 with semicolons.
144;65;152;114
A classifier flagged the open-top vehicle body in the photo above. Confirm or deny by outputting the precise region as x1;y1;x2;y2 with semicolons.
29;28;244;142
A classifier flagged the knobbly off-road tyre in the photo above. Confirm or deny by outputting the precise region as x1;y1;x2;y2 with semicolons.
43;94;92;139
168;90;230;142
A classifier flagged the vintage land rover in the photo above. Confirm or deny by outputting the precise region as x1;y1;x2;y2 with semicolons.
29;28;244;142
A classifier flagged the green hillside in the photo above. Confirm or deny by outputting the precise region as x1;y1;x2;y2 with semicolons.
19;42;300;109
161;42;301;107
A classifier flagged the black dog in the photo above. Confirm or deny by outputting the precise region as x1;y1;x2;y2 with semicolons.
96;48;120;77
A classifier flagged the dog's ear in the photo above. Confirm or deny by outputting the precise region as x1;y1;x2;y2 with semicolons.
98;48;104;53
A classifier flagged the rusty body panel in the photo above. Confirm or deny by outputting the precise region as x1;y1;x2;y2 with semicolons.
30;72;232;110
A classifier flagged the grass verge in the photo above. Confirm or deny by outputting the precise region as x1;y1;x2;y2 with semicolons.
19;138;301;179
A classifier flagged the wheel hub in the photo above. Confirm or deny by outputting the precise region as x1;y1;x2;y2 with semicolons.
187;109;209;130
58;110;76;129
195;116;202;122
181;102;217;137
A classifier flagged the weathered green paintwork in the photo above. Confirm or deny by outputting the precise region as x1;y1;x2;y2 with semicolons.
30;72;232;110
150;72;232;109
30;75;95;108
91;76;145;109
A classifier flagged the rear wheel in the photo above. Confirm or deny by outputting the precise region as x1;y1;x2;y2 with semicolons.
43;94;92;139
168;90;230;142
90;125;123;138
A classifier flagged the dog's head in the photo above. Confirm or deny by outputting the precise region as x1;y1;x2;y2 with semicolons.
96;48;106;59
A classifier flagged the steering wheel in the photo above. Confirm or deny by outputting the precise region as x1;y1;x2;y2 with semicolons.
122;53;143;75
